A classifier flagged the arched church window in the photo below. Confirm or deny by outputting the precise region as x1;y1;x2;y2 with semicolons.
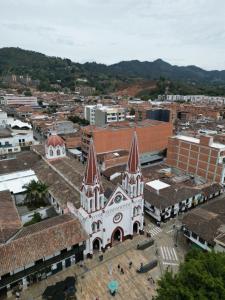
50;149;53;156
97;221;101;230
92;223;95;232
56;149;61;156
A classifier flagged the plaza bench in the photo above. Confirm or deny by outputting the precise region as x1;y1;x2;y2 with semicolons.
137;239;154;250
136;259;158;273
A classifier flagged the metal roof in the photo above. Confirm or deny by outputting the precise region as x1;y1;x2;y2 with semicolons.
0;169;38;194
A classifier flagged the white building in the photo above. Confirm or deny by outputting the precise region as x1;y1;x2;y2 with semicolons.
84;104;102;125
0;130;35;155
0;95;38;106
84;104;126;126
67;133;144;256
0;110;7;128
45;133;66;160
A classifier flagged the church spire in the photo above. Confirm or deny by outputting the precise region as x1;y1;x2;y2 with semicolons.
122;131;143;198
127;131;140;174
84;139;100;185
81;139;104;213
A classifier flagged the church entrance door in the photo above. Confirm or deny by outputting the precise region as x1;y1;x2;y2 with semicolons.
111;227;123;245
93;238;101;252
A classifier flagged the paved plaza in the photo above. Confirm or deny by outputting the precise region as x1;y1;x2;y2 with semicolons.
9;217;188;300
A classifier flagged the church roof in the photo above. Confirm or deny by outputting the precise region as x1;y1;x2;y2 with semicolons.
84;139;101;186
0;190;22;244
47;134;65;147
127;132;140;174
0;215;87;277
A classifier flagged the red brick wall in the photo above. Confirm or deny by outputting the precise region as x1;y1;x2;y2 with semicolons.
83;122;173;155
166;137;222;183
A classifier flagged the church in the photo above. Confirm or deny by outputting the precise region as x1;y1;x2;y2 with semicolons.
43;130;144;257
0;131;144;297
72;132;144;257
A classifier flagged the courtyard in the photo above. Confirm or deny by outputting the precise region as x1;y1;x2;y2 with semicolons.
9;216;188;300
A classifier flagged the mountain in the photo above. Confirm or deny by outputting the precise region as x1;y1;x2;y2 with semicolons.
1;47;225;94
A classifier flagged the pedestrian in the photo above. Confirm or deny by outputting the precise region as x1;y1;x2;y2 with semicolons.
117;264;120;270
121;268;124;274
129;261;132;269
16;291;20;299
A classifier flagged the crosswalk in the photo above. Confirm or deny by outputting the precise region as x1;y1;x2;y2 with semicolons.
147;225;162;237
160;246;179;265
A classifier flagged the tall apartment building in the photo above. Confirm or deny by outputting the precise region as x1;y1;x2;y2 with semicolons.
84;104;126;126
82;120;173;159
84;104;100;125
167;135;225;184
0;95;38;106
136;108;171;122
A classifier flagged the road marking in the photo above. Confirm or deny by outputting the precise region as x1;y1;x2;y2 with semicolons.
160;246;178;262
147;225;162;237
172;248;178;261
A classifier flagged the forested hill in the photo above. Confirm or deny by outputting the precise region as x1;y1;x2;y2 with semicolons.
1;47;225;94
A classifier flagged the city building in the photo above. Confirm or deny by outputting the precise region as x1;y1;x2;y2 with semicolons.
74;86;96;96
159;94;225;105
73;133;144;256
0;95;38;106
0;110;7;128
182;196;225;252
95;106;126;126
144;180;222;222
0;214;86;298
167;135;225;184
144;180;202;222
136;108;171;122
81;120;173;162
0;130;145;295
84;104;126;126
0;128;34;156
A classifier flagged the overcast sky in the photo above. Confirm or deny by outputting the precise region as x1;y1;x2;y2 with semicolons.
1;0;225;70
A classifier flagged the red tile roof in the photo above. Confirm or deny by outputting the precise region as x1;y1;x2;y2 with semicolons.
0;190;22;244
47;134;65;147
0;215;87;276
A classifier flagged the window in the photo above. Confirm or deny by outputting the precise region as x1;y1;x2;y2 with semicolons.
92;223;96;232
199;237;205;244
97;221;100;230
192;232;198;240
56;149;61;156
50;149;53;156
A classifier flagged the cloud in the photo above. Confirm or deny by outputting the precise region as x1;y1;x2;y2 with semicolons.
0;0;225;69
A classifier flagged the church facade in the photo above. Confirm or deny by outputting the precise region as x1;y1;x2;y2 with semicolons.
77;132;144;256
44;131;144;257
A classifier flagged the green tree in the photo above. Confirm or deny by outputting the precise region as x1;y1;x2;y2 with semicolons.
24;89;32;96
23;180;48;205
24;212;42;227
155;250;225;300
130;107;135;115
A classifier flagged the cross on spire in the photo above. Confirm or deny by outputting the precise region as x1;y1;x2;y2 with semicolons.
127;131;140;174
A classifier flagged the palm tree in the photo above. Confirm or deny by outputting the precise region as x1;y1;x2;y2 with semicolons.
23;180;48;205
